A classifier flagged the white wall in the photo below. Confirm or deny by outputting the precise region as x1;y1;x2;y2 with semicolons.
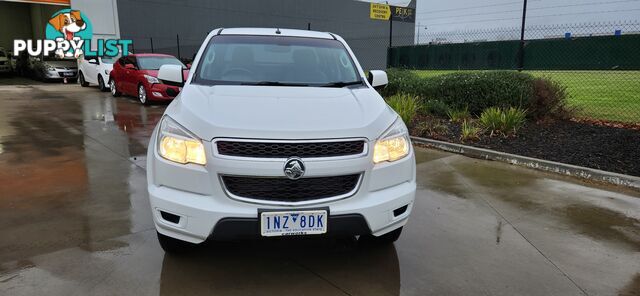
70;0;120;45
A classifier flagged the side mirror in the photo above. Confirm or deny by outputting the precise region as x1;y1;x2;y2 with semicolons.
367;70;388;90
88;58;98;65
158;64;185;87
125;63;136;70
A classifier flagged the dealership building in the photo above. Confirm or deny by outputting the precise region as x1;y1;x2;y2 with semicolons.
0;0;415;70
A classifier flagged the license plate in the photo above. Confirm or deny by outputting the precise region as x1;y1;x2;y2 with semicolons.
62;72;75;77
260;210;327;237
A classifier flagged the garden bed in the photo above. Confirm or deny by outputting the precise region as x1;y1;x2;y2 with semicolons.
383;68;640;177
410;117;640;177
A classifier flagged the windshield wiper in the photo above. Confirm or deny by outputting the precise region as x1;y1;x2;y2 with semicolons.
241;81;309;86
318;81;363;88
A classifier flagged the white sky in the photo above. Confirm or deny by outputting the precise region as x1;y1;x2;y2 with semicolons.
359;0;414;6
416;0;640;31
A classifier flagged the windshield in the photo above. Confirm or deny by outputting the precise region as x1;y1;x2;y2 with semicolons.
42;56;74;62
101;55;120;64
193;35;361;86
137;56;185;70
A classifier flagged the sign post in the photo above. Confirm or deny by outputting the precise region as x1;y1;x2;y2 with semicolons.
369;3;391;21
370;3;415;67
370;3;415;47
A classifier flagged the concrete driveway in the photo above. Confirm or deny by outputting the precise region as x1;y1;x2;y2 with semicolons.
0;84;638;295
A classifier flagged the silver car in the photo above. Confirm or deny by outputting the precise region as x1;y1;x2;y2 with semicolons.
30;56;78;82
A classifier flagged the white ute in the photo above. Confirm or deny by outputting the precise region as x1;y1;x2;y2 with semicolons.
148;28;416;253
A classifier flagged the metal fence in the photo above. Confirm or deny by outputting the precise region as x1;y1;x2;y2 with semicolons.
385;21;640;123
122;34;203;63
125;22;640;123
122;32;416;71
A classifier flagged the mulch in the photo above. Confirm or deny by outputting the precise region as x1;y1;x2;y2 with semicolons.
410;117;640;177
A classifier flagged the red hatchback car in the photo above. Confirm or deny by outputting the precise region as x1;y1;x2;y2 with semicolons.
110;53;189;105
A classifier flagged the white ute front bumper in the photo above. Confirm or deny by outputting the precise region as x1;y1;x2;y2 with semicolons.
147;128;416;244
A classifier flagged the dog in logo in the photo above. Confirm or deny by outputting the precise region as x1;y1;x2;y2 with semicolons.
48;10;86;58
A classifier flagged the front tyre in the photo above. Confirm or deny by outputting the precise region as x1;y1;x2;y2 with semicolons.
110;79;121;97
138;84;150;105
157;231;195;254
98;75;108;92
78;71;89;87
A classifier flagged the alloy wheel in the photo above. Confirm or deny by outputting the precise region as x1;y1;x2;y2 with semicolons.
138;85;147;104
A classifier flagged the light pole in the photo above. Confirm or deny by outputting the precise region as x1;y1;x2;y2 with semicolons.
517;0;528;71
417;25;427;45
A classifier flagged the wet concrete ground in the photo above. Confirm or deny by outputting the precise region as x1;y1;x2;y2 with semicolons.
0;83;639;295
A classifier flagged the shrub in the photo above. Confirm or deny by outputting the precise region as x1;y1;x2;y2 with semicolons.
383;70;572;123
529;77;575;120
502;107;527;134
413;118;449;138
423;99;451;117
478;107;527;136
478;107;503;136
380;68;421;97
386;93;419;126
425;71;534;115
460;120;481;142
447;107;471;123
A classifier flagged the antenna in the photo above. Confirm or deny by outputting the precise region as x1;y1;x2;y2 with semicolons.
275;28;281;34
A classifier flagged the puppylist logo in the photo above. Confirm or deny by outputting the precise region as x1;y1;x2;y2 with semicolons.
13;9;131;58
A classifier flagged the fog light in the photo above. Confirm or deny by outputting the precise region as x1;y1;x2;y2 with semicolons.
152;91;163;97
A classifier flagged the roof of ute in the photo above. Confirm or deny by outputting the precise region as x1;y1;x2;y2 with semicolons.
213;28;336;39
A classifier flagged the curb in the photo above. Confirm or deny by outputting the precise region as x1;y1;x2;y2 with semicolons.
411;136;640;190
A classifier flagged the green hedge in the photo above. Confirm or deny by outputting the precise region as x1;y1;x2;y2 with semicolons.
383;70;536;115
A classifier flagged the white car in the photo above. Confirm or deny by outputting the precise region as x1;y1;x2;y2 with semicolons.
0;48;11;74
148;28;416;253
78;55;119;91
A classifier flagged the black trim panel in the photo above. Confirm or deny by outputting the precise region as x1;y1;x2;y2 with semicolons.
209;214;371;241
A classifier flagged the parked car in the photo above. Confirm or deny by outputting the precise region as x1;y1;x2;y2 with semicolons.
7;51;17;72
30;55;78;82
148;28;416;253
78;54;120;91
110;53;188;105
0;48;12;75
14;51;30;77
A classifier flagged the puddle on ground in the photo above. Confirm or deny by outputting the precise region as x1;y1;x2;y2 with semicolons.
562;204;640;252
421;150;640;252
618;273;640;296
413;146;452;164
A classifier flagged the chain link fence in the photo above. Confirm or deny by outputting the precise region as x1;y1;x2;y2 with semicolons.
383;21;640;123
124;22;639;123
122;32;415;71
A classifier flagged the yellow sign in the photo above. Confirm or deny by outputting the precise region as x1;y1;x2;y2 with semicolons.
370;3;391;20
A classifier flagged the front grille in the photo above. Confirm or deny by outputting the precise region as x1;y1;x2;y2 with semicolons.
216;140;365;158
221;174;361;202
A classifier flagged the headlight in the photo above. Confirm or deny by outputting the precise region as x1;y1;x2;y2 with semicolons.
46;65;55;71
157;116;206;165
145;74;160;84
373;118;411;164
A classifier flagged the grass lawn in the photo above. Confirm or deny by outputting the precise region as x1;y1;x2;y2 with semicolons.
412;70;640;123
